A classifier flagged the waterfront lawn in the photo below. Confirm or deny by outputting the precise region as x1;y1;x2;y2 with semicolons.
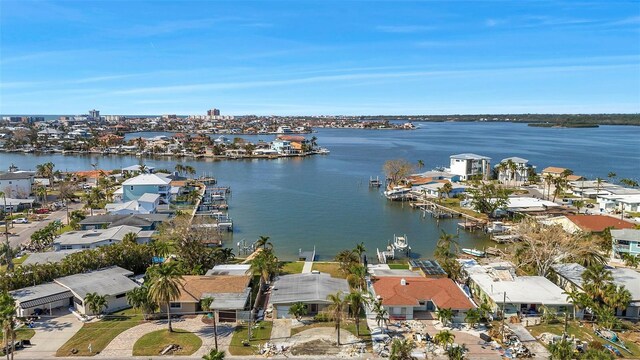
228;321;273;356
280;261;304;275
132;328;202;356
440;198;487;220
387;263;409;270
311;262;345;279
0;327;35;342
527;322;640;357
56;308;143;357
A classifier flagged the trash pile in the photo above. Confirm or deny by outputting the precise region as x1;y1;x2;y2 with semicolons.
259;342;288;357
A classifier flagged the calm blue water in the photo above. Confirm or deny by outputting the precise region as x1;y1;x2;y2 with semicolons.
2;123;639;260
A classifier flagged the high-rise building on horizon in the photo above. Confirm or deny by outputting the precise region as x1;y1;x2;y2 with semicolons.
89;109;100;120
207;108;221;116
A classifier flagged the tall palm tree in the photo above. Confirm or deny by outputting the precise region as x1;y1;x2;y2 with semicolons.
148;262;184;332
0;291;17;360
390;338;415;360
464;308;481;328
254;235;272;250
335;249;359;274
353;242;366;263
346;291;369;336
582;263;614;302
544;174;554;200
326;291;346;345
447;344;467;360
595;177;604;196
373;301;389;330
549;338;573;360
174;164;185;176
346;264;367;291
184;165;196;178
417;160;424;170
0;191;12;272
200;296;218;350
434;330;455;350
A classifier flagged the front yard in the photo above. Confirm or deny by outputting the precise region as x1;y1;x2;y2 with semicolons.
132;328;201;356
228;321;273;355
56;309;143;357
291;320;371;340
0;327;35;342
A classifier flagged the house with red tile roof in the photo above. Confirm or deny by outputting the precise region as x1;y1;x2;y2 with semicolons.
371;277;475;321
565;215;635;233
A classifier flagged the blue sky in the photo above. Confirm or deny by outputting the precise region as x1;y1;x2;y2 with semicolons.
1;1;639;115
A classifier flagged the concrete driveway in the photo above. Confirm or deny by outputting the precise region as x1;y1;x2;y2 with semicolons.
16;312;82;359
270;319;292;340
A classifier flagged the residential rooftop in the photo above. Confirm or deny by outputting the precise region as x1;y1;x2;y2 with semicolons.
373;276;475;309
552;263;640;302
565;215;635;232
450;153;490;160
54;225;143;246
122;173;171;186
54;266;137;299
176;275;252;303
270;273;350;305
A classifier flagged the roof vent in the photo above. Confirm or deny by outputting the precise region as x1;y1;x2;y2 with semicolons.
400;278;407;286
311;270;321;274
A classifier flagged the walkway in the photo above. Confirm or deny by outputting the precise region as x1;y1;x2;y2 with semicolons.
270;319;292;340
98;316;234;358
301;262;313;273
16;313;82;359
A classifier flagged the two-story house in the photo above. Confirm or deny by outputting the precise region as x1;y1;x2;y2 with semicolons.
496;157;535;184
449;153;491;181
122;174;172;204
0;171;35;199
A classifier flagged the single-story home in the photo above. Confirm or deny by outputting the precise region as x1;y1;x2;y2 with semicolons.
21;249;80;266
11;266;139;316
371;277;475;322
611;229;640;258
551;263;640;320
163;275;252;322
460;260;572;318
53;225;153;250
79;213;170;231
545;214;635;234
206;264;251;276
269;273;350;318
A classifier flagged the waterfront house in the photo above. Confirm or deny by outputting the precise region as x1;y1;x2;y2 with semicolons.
122;173;172;204
413;182;466;198
122;164;155;175
53;225;152;250
611;229;640;258
269;273;350;318
11;266;139;317
270;139;296;155
496;157;535;184
449;153;491;181
79;213;170;231
0;171;34;199
544;214;635;234
552;263;640;320
460;260;572;318
105;193;160;215
161;275;252;322
371;277;475;322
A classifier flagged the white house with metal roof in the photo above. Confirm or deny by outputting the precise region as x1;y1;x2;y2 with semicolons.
0;172;34;198
52;225;152;250
449;153;491;181
122;173;171;203
269;272;350;318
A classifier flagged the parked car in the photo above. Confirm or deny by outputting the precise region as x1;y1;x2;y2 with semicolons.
35;208;50;214
12;218;28;224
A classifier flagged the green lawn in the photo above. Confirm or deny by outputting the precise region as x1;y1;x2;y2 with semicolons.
440;198;487;220
0;328;35;342
56;224;74;235
290;320;371;340
13;255;29;266
387;263;409;270
311;262;346;279
280;261;304;275
132;328;202;356
528;322;640;357
56;309;143;357
228;321;273;355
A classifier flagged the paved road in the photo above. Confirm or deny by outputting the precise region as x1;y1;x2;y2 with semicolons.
7;203;83;248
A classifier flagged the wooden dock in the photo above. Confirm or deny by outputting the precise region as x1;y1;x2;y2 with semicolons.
298;246;316;261
410;199;486;225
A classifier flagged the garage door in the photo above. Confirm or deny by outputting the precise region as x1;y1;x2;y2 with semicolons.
276;306;290;319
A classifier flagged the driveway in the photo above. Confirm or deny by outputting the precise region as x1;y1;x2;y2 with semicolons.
16;312;82;359
270;319;292;341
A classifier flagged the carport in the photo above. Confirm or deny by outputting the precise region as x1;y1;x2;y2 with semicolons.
10;282;73;317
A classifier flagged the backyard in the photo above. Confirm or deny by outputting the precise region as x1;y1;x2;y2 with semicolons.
280;261;304;275
311;262;346;279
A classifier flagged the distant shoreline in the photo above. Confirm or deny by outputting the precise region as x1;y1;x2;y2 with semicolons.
527;123;600;128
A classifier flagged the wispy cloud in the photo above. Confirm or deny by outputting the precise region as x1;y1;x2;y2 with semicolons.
376;25;435;33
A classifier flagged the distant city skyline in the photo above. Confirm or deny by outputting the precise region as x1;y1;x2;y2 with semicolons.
1;0;639;115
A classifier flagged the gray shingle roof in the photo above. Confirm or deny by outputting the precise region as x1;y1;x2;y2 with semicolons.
270;273;350;305
54;266;137;299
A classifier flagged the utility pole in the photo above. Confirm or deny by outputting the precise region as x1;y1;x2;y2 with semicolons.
500;292;507;343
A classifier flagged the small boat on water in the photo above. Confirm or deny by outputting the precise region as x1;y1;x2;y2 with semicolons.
317;148;330;155
461;248;486;257
595;328;632;353
383;186;411;200
392;234;410;252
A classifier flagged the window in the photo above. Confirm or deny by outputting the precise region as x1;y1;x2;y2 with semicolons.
60;245;73;250
170;302;182;309
81;245;90;249
130;186;134;191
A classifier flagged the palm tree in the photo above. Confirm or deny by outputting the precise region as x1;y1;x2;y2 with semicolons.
563;289;590;320
326;291;346;345
254;235;272;250
335;249;359;273
604;285;632;314
436;308;454;327
84;292;108;316
447;344;467;360
353;242;366;263
622;253;640;268
0;291;17;360
549;338;573;360
174;164;185;176
123;232;138;244
595;177;604;196
346;264;367;291
200;296;218;350
607;172;616;183
620;178;639;188
544;174;554;200
346;291;369;336
202;349;225;360
434;330;455;350
573;199;584;214
441;182;453;199
417;160;424;170
148;262;184;332
464;308;481;328
288;301;308;320
390;338;415;360
249;248;280;287
126;285;157;320
0;191;12;271
582;263;614;302
184;165;196;178
373;301;389;330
